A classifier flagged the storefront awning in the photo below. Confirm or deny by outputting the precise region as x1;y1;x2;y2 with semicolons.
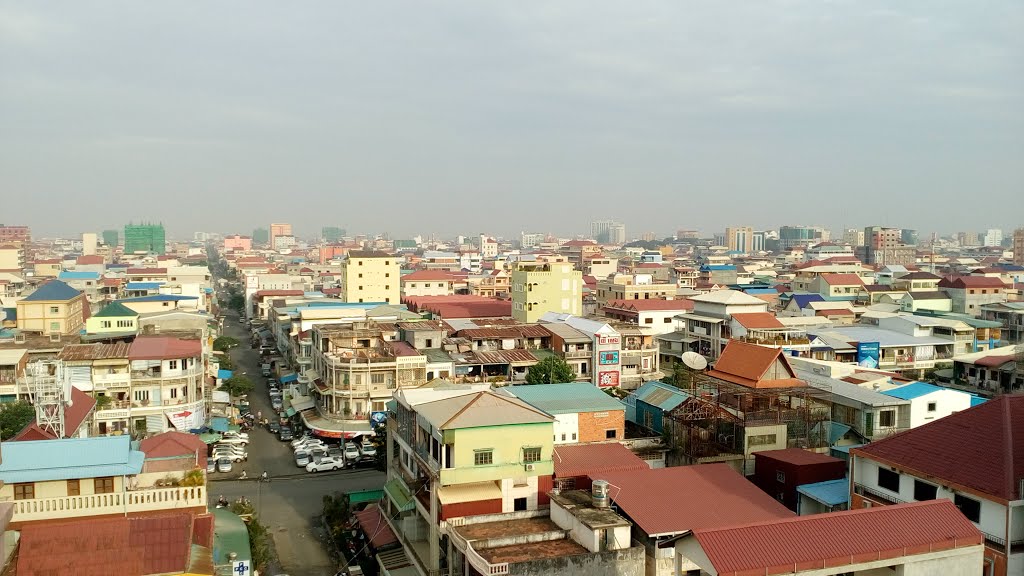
290;396;315;412
280;373;298;384
301;411;373;439
437;481;502;505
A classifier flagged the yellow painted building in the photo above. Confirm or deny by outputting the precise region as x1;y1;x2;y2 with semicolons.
85;301;139;336
16;280;85;335
340;250;400;304
511;261;583;323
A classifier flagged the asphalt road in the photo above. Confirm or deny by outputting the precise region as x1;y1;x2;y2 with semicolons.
210;309;387;576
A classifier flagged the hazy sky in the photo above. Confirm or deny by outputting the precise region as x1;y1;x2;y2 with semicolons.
2;1;1021;240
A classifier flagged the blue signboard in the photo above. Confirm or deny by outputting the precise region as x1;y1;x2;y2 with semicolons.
369;411;387;429
856;342;880;369
599;351;619;365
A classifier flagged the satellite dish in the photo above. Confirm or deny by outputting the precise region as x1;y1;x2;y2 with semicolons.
681;351;708;371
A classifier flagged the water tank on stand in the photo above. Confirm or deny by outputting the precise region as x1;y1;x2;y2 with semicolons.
592;479;609;508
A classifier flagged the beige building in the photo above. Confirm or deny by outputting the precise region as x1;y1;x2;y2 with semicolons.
511;261;582;323
0;245;23;272
16;280;86;336
595;274;677;307
725;226;754;253
1014;228;1024;266
269;222;292;249
340;251;400;304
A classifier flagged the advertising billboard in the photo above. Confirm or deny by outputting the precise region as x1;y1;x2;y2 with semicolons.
598;371;620;388
856;342;880;369
599;351;619;365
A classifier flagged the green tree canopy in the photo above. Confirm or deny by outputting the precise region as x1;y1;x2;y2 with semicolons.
0;402;36;440
229;294;245;313
220;375;254;397
213;336;240;352
525;356;576;385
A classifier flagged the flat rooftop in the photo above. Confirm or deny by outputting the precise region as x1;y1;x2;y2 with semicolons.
549;490;631;530
455;517;560;541
476;539;588;565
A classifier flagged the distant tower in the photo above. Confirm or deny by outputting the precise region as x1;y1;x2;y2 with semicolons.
26;360;70;439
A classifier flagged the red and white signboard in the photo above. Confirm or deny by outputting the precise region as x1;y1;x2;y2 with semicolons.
598;371;620;388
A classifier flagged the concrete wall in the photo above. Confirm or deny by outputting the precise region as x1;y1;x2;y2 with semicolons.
906;390;972;428
510;545;645;576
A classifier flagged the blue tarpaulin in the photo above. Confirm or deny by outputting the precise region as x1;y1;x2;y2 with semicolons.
280;373;298;383
217;369;233;380
211;417;229;432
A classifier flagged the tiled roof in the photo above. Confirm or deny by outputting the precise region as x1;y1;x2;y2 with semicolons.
140;431;207;461
414;390;554;430
17;514;196;576
254;289;304;297
752;448;843;466
552;442;647;478
689;500;981;576
690;290;767;306
348;250;394;258
600;463;794;537
126;267;167;274
128;336;202;360
939;275;1008;289
820;273;864;286
730;312;784;329
457;325;550;339
854;395;1024;501
501;383;626;414
707;341;804;389
23;279;81;302
897;271;941;280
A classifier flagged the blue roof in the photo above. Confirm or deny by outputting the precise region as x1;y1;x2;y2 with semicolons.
790;293;825;309
279;373;298;383
217;369;233;380
2;307;15;321
970;395;988;407
126;281;164;290
633;380;689;411
58;271;100;280
700;265;736;271
211;417;230;433
742;288;780;295
118;294;198;303
881;382;950;401
23;280;81;302
797;478;850;506
0;435;144;483
501;383;627;415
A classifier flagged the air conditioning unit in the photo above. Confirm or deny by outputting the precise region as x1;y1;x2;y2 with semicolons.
524;463;536;472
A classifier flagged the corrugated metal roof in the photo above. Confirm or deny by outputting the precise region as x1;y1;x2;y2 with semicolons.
92;301;138;318
125;281;164;290
0;435;145;483
414;391;554;430
691;500;981;576
501;383;626;415
881;381;957;400
633;381;689;411
58;271;100;280
57;342;131;361
552;442;647;478
796;478;850;506
118;294;197;302
600;463;794;537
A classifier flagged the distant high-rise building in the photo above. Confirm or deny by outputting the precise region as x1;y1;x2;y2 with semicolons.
676;229;700;240
842;228;865;247
591;220;625;244
322;226;346;243
123;223;166;255
639;231;656;242
778;225;829;249
520;232;544;249
81;232;97;256
725;227;753;253
861;226;914;266
101;229;119;247
269;223;292;249
1013;229;1024;265
751;231;767;253
511;261;582;323
957;231;980;247
253;228;269;245
0;224;30;243
901;229;919;246
984;229;1003;247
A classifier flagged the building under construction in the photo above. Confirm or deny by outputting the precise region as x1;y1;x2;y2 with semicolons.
123;222;166;255
662;341;832;474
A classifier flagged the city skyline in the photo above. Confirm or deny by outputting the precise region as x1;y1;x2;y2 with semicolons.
2;2;1021;238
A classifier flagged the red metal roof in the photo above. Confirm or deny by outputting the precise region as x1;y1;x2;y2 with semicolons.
141;430;207;464
939;275;1008;289
854;395;1024;502
690;500;981;576
553;442;647;478
76;255;104;265
752;448;843;466
354;504;399;549
128;336;202;360
16;514;194;576
974;354;1015;368
820;273;864;286
402;269;460;281
126;267;167;275
599;463;794;536
707;341;804;389
730;312;784;329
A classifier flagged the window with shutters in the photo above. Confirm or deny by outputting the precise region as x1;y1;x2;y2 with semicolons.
94;477;115;494
67;480;80;496
14;484;34;500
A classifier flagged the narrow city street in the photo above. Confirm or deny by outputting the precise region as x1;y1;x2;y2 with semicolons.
209;307;387;576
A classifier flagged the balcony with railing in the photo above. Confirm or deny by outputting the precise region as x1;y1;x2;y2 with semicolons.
4;485;207;523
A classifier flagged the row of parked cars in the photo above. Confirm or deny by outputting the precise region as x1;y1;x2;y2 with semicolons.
207;431;251;473
290;434;377;473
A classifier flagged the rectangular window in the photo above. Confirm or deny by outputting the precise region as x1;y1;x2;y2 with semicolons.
572;433;577;440
523;447;542;463
748;434;778;447
927;402;936;412
67;479;80;496
50;306;59;313
776;470;786;483
50;322;60;331
878;410;895;427
94;477;115;494
645;318;654;324
605;429;617;439
371;373;386;384
561;434;566;441
913;480;937;501
170;387;178;399
954;494;981;522
474;450;493;466
168;360;178;370
877;468;900;493
14;483;34;500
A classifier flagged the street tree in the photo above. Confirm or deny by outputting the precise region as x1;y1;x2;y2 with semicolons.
525;356;576;385
0;402;36;440
220;375;254;398
213;336;239;352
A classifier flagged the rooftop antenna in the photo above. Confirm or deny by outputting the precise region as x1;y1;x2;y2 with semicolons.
26;359;70;439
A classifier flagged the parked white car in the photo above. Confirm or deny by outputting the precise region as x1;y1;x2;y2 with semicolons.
344;442;360;461
359;441;376;458
212;445;247;462
222;430;250;442
294;450;312;467
216;457;233;473
306;456;344;472
290;434;312;448
293;438;325;452
217;435;249;447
